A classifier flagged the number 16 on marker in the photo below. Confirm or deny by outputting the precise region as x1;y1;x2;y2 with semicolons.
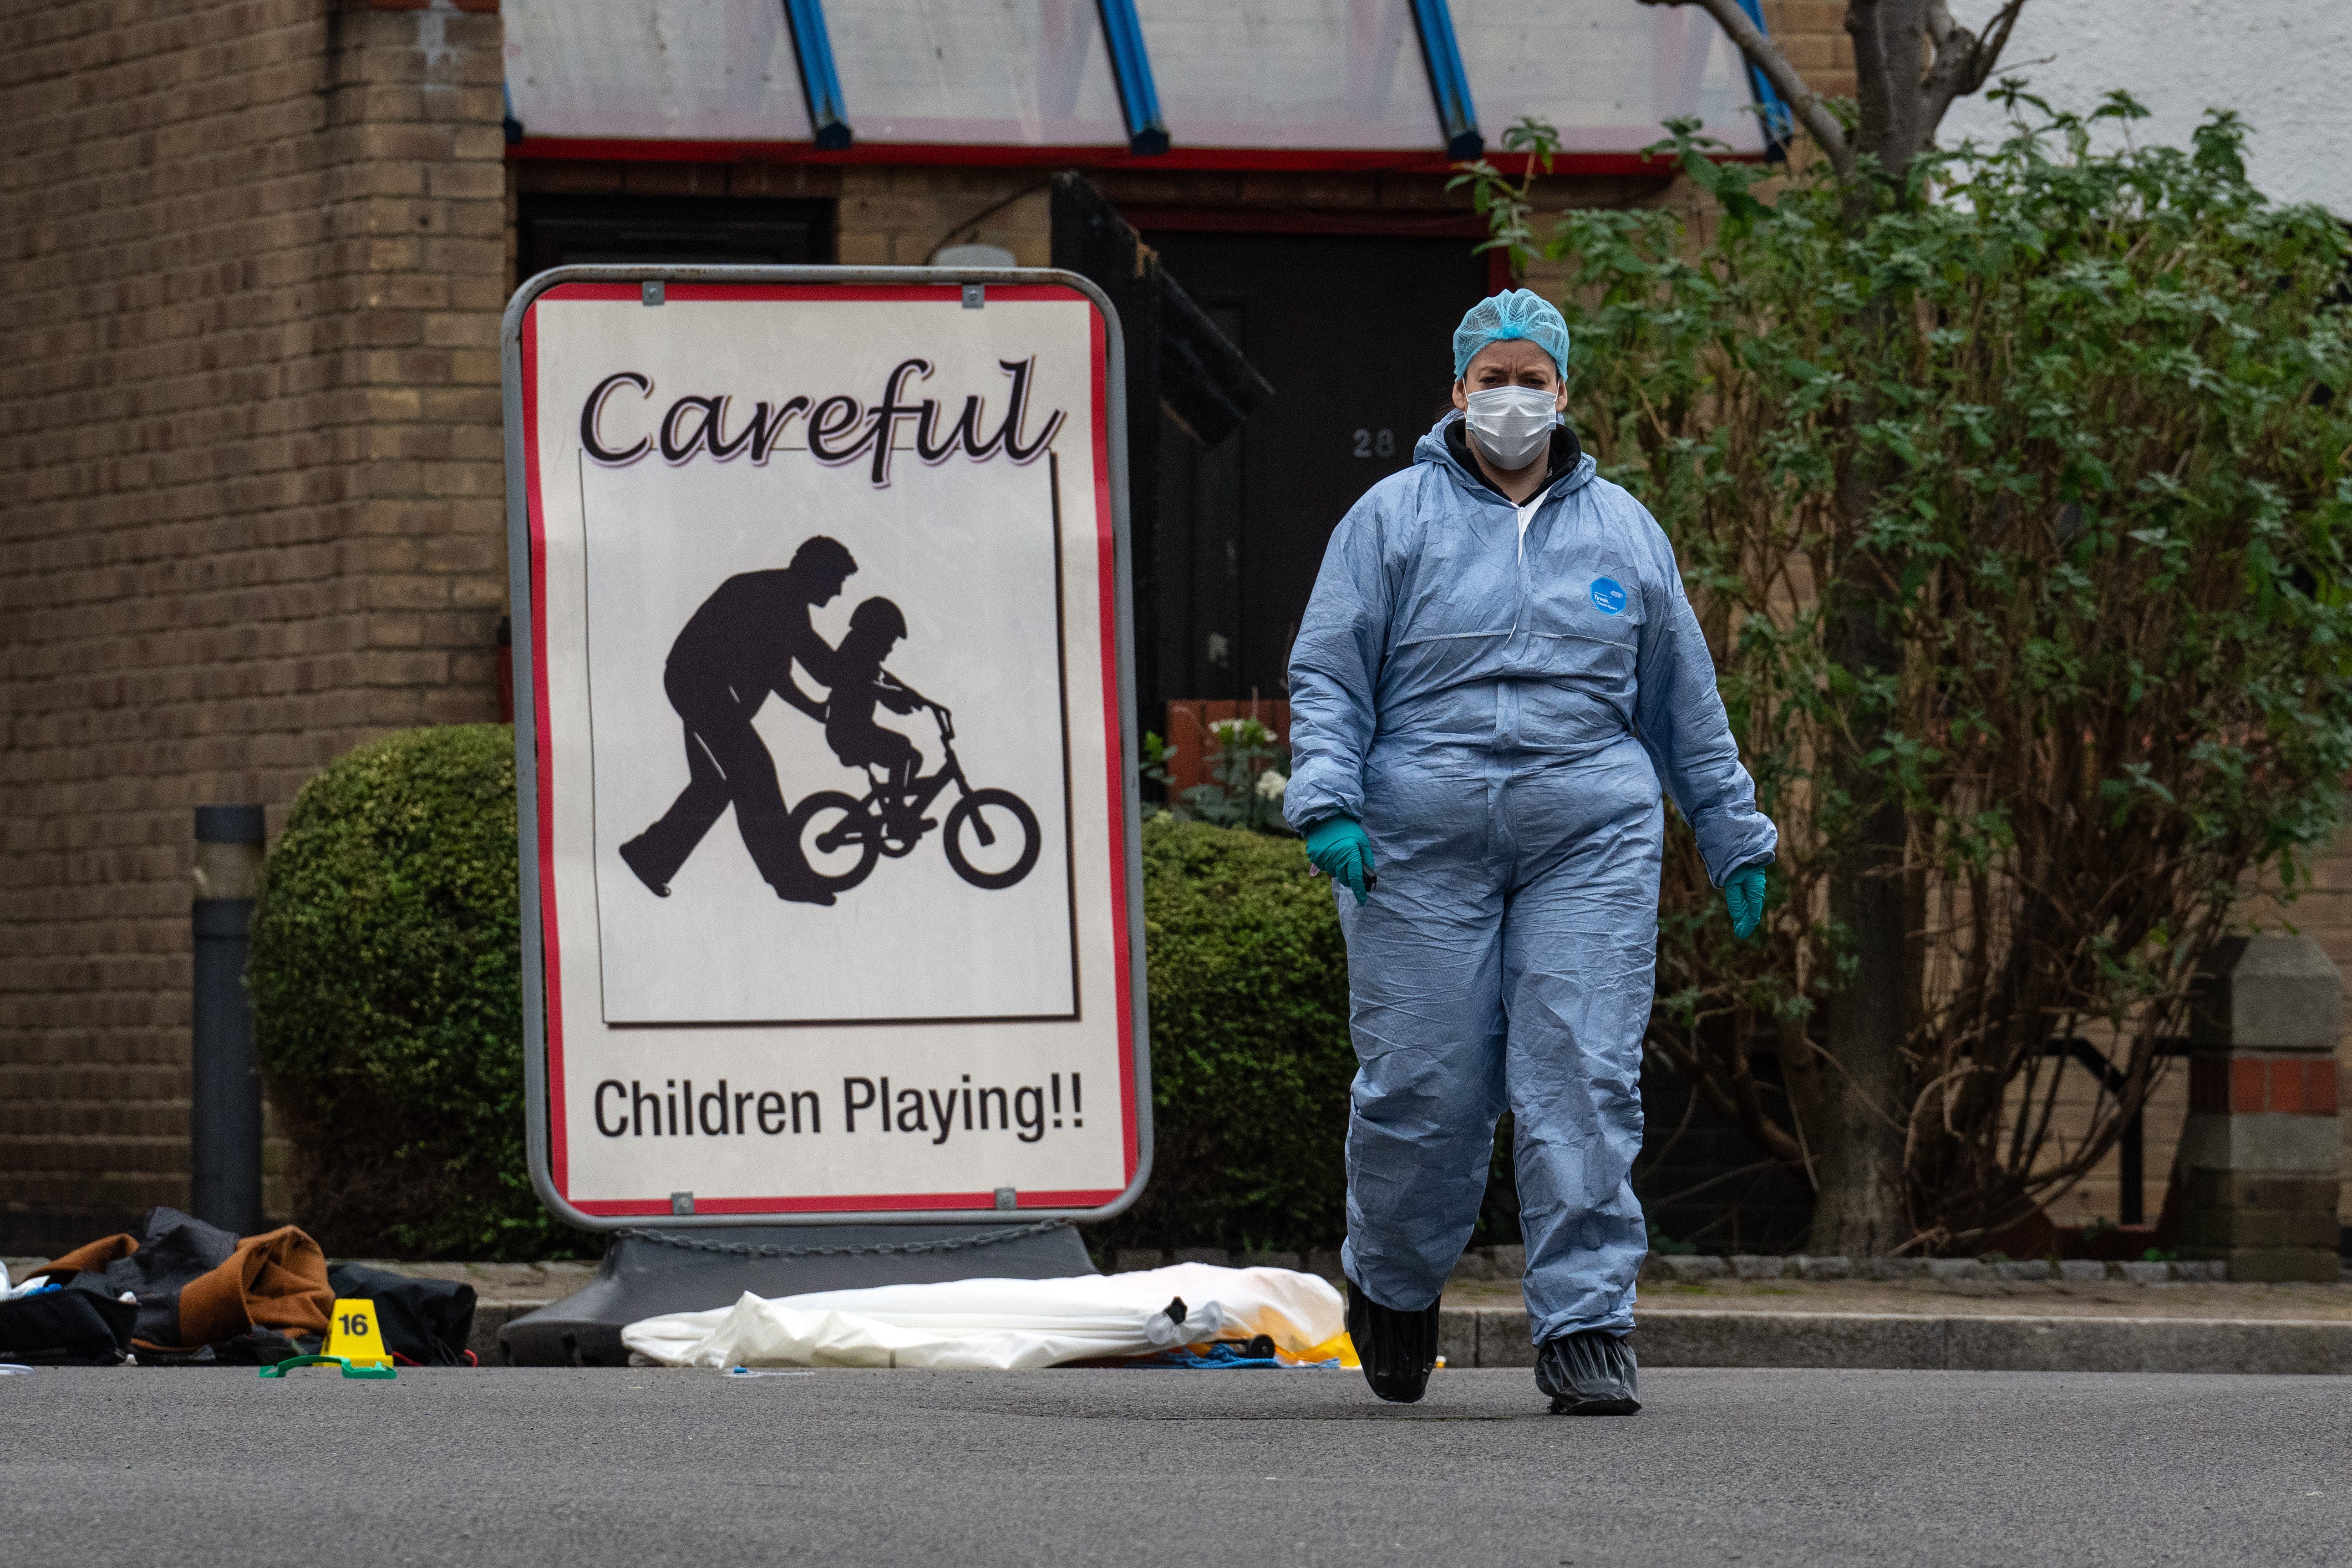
326;1298;391;1368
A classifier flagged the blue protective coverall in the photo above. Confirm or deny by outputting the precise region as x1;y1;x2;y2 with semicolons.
1284;416;1778;1343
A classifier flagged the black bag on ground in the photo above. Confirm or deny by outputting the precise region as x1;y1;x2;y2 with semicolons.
327;1263;477;1365
0;1286;138;1366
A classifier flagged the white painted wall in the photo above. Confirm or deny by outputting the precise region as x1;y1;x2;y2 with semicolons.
1938;0;2352;218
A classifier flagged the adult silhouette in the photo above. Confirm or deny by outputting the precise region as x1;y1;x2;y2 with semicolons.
618;535;856;906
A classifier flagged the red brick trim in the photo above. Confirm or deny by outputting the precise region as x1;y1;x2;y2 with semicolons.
2191;1056;2339;1115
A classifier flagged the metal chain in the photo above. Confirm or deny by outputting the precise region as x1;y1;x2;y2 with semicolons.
615;1218;1071;1260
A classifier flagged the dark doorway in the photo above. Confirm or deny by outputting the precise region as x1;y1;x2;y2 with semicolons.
516;194;835;280
1139;232;1488;704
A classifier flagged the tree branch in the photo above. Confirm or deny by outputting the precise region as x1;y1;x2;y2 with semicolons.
1961;0;2026;95
1880;0;1932;172
1847;0;1899;170
1637;0;1856;178
1915;4;1975;150
1920;0;2027;141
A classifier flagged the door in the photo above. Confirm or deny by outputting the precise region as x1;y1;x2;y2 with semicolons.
1141;232;1488;704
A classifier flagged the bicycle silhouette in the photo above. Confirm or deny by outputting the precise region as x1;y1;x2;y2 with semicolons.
786;700;1042;894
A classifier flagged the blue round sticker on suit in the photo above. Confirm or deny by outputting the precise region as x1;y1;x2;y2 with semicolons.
1589;577;1627;615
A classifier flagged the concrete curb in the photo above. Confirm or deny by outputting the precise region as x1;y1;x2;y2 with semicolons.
469;1298;2352;1374
1551;1309;2352;1375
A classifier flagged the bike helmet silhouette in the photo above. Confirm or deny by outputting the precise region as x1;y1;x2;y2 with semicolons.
790;535;858;580
848;597;907;640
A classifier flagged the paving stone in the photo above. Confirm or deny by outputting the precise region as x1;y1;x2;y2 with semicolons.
1112;1249;1167;1273
1477;1309;1538;1368
1926;1258;1986;1281
2173;1260;2227;1282
1731;1253;1789;1280
1487;1244;1525;1279
2058;1260;2107;1282
1448;1248;1496;1281
1435;1305;1479;1370
1995;1260;2052;1281
1173;1248;1231;1267
1794;1254;1853;1281
1858;1257;1928;1280
1660;1254;1728;1282
2114;1261;2169;1284
1306;1248;1346;1283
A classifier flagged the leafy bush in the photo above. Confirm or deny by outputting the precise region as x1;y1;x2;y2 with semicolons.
1088;816;1356;1252
249;724;582;1260
1466;96;2352;1248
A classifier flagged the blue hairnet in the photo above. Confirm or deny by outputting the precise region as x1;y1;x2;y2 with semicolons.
1452;289;1571;380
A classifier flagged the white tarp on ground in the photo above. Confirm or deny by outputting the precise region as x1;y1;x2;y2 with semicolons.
620;1264;1346;1370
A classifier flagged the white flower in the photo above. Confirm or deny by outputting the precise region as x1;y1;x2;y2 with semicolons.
1255;769;1288;801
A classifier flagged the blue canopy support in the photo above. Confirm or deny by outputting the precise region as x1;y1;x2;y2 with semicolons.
1095;0;1170;156
782;0;853;150
1407;0;1481;161
1730;0;1792;161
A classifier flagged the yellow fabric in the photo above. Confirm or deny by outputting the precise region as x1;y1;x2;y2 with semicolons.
1286;1332;1358;1368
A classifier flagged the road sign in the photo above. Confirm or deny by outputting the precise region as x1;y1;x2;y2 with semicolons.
502;267;1150;1228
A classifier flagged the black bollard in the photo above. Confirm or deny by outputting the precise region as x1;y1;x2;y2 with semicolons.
191;804;265;1236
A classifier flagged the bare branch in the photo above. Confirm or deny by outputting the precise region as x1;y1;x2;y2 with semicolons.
1962;0;2027;94
1920;0;2028;143
1636;0;1856;178
1916;17;1979;137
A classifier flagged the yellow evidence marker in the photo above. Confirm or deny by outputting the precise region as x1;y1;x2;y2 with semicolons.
257;1297;397;1380
326;1299;393;1368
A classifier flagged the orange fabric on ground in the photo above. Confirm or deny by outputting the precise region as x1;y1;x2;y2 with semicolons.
160;1228;333;1350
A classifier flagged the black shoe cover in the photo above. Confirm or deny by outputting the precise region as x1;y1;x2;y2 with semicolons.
1346;1279;1442;1404
1535;1329;1641;1416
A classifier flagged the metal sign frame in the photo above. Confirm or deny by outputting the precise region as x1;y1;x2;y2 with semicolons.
500;264;1152;1229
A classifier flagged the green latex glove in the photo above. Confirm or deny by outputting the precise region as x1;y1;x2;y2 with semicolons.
1304;816;1376;906
1724;862;1769;940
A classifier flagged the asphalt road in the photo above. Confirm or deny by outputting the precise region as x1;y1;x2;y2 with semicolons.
6;1366;2347;1566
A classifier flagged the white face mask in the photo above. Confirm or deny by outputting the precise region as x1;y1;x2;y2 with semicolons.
1463;384;1559;471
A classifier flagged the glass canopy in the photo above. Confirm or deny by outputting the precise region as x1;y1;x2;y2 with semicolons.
502;0;1768;156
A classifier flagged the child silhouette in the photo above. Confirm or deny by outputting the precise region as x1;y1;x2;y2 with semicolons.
825;597;930;832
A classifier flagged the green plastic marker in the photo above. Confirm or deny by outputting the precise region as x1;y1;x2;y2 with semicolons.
258;1354;395;1381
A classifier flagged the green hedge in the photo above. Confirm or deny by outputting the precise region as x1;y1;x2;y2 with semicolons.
249;724;579;1260
1092;816;1357;1253
249;729;1386;1258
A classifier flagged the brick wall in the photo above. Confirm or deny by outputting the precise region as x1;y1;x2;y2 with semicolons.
0;0;509;1255
1763;0;1856;102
